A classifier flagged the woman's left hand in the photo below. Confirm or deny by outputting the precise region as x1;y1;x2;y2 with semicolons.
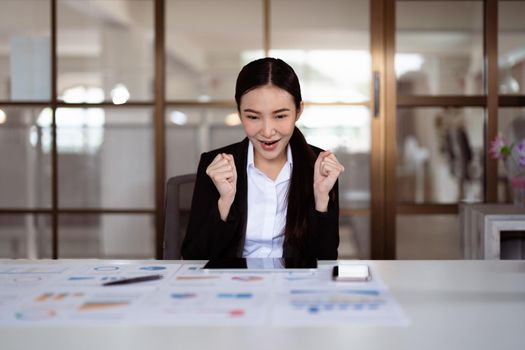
313;151;344;212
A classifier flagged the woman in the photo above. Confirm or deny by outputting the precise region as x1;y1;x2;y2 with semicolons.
182;58;344;260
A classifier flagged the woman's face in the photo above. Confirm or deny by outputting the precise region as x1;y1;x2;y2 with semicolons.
239;84;302;165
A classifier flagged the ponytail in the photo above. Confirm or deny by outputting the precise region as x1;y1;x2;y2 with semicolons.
284;127;316;249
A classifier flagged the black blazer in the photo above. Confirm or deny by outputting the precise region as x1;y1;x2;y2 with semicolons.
181;137;339;260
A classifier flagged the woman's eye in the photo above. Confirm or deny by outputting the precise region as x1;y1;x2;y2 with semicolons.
246;115;258;120
276;114;287;119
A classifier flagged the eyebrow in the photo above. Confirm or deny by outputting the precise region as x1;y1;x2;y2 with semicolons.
242;108;291;114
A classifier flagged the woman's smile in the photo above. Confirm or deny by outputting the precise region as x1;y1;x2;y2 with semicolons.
260;139;280;151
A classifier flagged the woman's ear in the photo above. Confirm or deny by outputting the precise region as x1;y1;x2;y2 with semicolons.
296;101;304;121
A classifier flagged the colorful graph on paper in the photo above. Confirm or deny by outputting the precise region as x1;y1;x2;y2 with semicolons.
0;262;409;326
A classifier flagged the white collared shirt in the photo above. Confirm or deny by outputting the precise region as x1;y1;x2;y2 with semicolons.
243;141;293;258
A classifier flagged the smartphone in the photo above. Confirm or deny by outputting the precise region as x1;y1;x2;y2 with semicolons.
332;264;371;282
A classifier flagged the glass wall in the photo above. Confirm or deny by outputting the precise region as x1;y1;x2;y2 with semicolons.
0;215;52;259
394;1;485;259
56;107;155;209
396;1;483;95
57;0;154;102
270;0;370;103
0;107;52;208
58;214;155;258
0;0;157;259
165;0;264;101
499;1;525;95
396;107;484;203
0;0;51;101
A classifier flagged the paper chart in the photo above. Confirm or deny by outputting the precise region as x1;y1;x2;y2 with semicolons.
0;261;409;327
272;287;409;326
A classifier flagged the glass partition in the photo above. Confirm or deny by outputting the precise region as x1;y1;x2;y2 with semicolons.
0;107;52;208
0;214;52;259
57;107;154;208
397;107;484;203
270;0;370;103
165;0;264;101
58;214;155;258
396;1;483;95
0;0;51;101
499;1;525;95
57;0;154;102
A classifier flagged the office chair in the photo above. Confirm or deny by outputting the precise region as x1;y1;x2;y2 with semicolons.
163;173;197;259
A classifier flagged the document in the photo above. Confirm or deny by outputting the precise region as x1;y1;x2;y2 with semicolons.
0;261;409;327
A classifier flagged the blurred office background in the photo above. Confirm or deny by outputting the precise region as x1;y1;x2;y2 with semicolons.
0;0;524;260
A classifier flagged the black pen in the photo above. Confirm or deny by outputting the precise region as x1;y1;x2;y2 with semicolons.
102;274;163;286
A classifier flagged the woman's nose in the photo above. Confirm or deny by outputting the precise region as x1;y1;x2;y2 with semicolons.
261;119;275;137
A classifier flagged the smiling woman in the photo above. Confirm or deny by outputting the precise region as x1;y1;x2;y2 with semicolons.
181;58;345;261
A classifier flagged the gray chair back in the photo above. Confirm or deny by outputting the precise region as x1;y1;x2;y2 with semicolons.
163;174;196;259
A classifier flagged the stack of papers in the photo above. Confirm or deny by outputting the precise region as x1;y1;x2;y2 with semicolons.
0;262;409;327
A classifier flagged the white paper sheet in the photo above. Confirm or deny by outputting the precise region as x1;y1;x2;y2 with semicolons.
0;261;409;327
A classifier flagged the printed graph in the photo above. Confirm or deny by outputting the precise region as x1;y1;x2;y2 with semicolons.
79;301;130;311
231;276;264;282
15;308;57;321
140;266;166;271
35;292;84;302
0;266;69;274
288;289;385;314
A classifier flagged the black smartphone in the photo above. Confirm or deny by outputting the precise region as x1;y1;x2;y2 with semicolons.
332;264;371;282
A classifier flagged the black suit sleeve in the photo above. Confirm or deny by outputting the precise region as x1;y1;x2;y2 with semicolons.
181;152;242;260
307;180;340;260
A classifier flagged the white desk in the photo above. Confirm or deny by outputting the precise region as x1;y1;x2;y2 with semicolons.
460;203;525;259
1;260;525;350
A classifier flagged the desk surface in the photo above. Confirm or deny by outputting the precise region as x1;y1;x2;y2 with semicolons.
1;260;525;350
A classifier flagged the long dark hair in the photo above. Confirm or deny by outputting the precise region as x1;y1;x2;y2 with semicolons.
235;57;316;250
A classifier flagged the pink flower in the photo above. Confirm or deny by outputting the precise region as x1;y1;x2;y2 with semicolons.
489;135;506;160
516;140;525;167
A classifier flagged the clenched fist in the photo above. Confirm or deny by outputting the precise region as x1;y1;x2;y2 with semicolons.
313;151;344;212
206;153;237;220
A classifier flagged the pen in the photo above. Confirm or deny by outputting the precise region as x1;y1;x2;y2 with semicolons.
102;274;163;286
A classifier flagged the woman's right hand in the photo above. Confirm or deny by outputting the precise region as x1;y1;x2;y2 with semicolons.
206;153;237;220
